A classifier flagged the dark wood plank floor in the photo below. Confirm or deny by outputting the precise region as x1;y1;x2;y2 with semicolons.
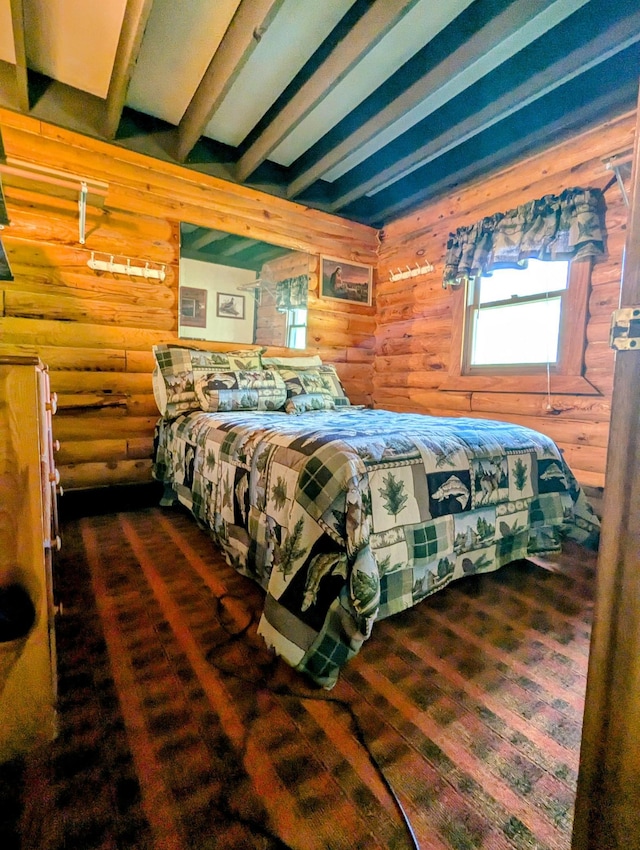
0;505;597;850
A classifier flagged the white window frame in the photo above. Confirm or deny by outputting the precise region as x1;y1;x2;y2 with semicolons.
286;307;307;350
442;258;598;394
464;261;568;373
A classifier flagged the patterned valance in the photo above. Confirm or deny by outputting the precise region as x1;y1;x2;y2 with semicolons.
443;187;605;289
275;275;309;311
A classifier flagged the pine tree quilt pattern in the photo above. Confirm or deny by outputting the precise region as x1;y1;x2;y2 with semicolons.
153;408;599;688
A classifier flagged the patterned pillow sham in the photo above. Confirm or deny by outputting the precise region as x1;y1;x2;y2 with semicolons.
152;344;264;417
285;393;336;414
279;367;337;414
279;364;351;409
315;364;351;407
194;369;287;412
190;348;263;374
152;350;197;418
261;354;323;370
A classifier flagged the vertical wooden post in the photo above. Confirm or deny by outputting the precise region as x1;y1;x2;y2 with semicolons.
571;85;640;850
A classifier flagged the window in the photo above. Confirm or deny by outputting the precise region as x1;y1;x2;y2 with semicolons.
465;259;568;369
444;258;596;394
286;308;307;349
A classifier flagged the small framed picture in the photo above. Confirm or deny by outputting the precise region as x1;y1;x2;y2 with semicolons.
216;292;245;320
179;286;207;328
320;256;372;305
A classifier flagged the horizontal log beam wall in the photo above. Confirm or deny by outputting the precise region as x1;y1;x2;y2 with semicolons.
376;110;636;489
0;110;378;490
0;107;627;491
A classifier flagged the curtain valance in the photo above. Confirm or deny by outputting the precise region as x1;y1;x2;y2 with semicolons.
443;187;605;288
275;275;309;311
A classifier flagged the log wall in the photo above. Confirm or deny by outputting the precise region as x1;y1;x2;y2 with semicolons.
376;111;636;489
0;110;377;489
0;106;631;491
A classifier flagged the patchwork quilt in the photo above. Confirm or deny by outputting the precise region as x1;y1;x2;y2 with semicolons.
153;408;599;688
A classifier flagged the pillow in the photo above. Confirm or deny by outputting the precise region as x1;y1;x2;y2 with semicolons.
190;348;263;374
152;344;264;417
279;367;337;415
152;346;198;418
286;393;336;414
278;364;351;407
314;364;351;407
195;369;287;412
261;354;323;370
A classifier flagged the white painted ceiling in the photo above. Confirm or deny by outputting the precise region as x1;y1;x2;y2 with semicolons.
204;0;356;149
21;0;128;98
127;0;242;126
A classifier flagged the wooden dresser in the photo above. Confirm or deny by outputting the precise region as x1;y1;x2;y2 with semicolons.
0;356;60;761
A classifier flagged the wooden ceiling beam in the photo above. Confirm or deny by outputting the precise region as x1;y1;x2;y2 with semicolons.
217;237;260;257
240;243;290;265
286;0;565;199
16;80;108;142
235;0;420;184
180;247;261;272
328;6;640;212
367;68;639;226
104;0;154;139
9;0;29;113
185;229;230;251
175;0;285;164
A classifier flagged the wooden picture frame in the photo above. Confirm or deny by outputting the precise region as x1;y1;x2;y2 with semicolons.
179;286;207;328
216;292;245;320
320;256;372;305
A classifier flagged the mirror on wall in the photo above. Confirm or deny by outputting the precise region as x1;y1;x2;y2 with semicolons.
179;223;309;349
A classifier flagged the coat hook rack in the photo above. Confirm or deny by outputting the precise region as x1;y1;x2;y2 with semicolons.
87;251;166;281
389;260;434;282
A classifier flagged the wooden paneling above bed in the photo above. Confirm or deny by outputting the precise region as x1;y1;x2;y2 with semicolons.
0;109;377;490
376;111;636;490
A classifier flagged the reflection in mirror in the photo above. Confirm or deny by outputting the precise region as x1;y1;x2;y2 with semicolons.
179;223;309;349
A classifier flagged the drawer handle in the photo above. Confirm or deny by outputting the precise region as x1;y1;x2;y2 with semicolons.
54;535;62;552
49;468;61;485
53;439;60;452
46;393;58;414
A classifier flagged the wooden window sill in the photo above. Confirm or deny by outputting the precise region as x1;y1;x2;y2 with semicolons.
440;374;601;395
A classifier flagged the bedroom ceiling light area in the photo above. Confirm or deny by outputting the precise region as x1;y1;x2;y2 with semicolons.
178;223;310;350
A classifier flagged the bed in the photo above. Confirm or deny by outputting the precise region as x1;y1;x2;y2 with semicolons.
153;402;599;689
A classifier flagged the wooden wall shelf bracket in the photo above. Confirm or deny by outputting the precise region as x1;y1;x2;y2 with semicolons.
0;158;109;243
603;148;634;208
